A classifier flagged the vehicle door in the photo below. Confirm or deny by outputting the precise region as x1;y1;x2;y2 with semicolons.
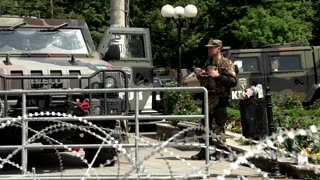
227;49;267;100
98;27;153;112
262;47;310;97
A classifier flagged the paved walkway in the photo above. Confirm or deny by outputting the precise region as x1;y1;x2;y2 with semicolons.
0;132;267;180
1;131;318;179
114;132;269;179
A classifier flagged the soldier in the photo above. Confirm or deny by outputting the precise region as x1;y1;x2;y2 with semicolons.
191;39;237;160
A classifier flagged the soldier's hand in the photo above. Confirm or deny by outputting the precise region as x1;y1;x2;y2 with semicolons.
194;68;205;76
209;67;219;77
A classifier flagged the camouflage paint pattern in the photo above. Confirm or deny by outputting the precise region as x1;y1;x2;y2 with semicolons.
0;16;126;114
0;17;110;83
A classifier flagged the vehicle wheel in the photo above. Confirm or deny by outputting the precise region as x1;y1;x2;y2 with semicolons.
84;147;117;166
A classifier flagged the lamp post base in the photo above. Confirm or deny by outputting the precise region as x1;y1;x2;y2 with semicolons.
268;173;286;179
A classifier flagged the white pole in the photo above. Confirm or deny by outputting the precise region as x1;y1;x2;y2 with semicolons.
110;0;127;58
110;0;125;27
125;0;130;27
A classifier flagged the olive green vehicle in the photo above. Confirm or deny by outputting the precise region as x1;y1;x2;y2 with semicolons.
226;44;320;105
98;27;154;113
0;16;131;166
183;44;320;106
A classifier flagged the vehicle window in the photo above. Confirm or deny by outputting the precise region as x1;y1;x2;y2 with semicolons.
0;29;88;54
109;34;145;59
270;55;301;72
233;57;259;73
127;35;145;58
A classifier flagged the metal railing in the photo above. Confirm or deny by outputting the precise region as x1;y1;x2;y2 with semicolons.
0;87;209;179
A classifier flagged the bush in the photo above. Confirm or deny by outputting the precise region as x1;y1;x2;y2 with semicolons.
163;88;201;126
272;95;303;109
226;107;242;134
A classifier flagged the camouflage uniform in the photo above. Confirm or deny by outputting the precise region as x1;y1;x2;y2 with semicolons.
191;39;237;161
198;56;237;141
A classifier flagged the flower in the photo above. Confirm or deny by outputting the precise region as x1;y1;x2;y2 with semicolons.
235;120;241;126
238;84;263;100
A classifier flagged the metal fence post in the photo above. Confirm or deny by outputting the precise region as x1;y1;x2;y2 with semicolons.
204;89;209;174
21;93;28;175
135;91;140;173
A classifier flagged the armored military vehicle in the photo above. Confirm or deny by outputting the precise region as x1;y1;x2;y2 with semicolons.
183;44;320;106
226;44;320;105
0;16;129;166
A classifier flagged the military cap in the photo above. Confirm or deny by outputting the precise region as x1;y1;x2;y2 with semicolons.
205;39;222;47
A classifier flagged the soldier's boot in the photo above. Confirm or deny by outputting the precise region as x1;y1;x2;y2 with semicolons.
191;148;206;160
191;136;212;160
211;136;230;160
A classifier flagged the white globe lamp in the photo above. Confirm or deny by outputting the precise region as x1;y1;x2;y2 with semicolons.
184;4;198;18
161;4;174;17
174;6;185;18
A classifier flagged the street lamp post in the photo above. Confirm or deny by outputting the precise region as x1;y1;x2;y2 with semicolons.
161;4;198;86
265;77;286;178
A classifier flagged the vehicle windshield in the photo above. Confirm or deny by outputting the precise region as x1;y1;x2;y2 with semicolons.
0;28;89;54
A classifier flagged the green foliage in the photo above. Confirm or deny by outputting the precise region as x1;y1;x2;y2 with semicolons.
226;107;242;134
163;89;201;126
227;107;241;119
231;1;314;47
271;95;320;164
311;0;320;45
305;99;320;110
272;95;303;109
129;0;210;68
235;137;252;145
227;95;320;164
305;175;320;180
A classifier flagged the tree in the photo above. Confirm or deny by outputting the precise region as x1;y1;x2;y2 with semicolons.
129;0;222;68
230;0;314;48
311;0;320;45
57;0;111;45
129;0;268;68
